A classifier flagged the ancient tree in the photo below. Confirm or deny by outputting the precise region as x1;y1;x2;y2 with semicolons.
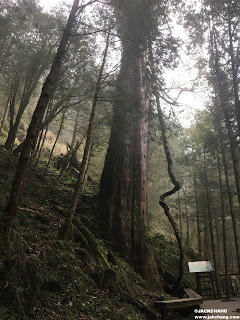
99;0;160;280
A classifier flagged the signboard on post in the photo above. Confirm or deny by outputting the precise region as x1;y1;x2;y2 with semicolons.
188;261;214;297
188;261;214;273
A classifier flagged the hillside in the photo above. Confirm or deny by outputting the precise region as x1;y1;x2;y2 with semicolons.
0;147;161;320
0;146;197;320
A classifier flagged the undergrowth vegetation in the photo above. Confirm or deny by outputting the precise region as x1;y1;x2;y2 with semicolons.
0;147;166;320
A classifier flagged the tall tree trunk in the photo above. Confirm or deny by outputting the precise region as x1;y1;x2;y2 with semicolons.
4;0;92;227
211;28;240;205
99;3;159;281
61;31;110;240
211;99;240;273
223;109;240;205
193;162;202;257
216;149;230;300
227;5;240;137
177;190;183;239
220;134;240;273
203;149;221;298
183;186;190;246
203;209;211;260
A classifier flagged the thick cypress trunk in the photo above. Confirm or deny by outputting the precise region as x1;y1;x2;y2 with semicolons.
99;4;159;280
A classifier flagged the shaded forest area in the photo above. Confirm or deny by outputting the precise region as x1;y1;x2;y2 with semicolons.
0;0;240;319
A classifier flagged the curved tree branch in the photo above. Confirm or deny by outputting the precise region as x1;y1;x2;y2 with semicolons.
148;41;183;295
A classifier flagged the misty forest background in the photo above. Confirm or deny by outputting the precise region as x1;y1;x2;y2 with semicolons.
0;0;240;319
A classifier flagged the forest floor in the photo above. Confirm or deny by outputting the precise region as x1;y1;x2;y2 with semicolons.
0;146;197;320
0;146;165;320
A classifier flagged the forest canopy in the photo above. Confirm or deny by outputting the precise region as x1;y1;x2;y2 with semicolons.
0;0;240;319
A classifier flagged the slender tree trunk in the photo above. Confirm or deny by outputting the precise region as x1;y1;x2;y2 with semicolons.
177;190;183;239
216;149;230;300
65;107;80;171
5;80;36;150
81;146;91;192
148;41;182;290
203;209;210;260
4;0;88;226
183;186;190;246
43;110;66;176
8;76;20;133
223;109;240;205
34;126;48;166
211;29;240;205
70;107;80;151
5;99;30;150
214;217;222;269
227;5;240;137
203;149;221;298
220;135;240;273
61;31;110;239
0;95;10;132
35;100;52;157
193;162;202;257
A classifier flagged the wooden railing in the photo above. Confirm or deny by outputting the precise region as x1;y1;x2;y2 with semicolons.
196;273;240;298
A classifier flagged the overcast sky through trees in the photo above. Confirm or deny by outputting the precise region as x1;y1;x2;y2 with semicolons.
39;0;207;127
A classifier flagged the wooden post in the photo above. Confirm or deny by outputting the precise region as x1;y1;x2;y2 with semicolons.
196;273;202;296
161;309;168;320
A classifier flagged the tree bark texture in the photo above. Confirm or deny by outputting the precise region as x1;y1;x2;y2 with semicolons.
5;0;81;223
5;71;43;151
227;5;240;137
220;134;240;273
216;149;230;300
203;149;221;298
99;3;159;280
193;162;202;257
211;28;240;205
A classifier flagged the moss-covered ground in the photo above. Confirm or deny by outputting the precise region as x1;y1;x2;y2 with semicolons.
0;147;166;320
0;146;199;319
